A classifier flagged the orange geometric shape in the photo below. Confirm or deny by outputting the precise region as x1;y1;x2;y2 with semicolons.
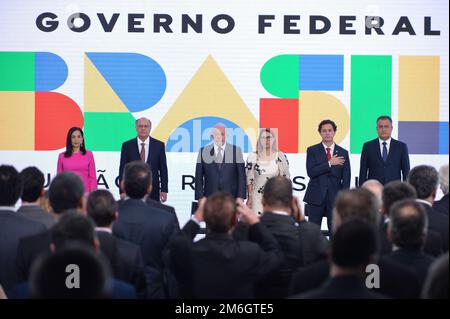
35;92;83;150
260;98;299;153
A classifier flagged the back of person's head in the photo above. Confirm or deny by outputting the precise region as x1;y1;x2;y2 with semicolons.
331;218;377;269
204;192;237;233
407;165;438;200
262;176;293;209
123;161;152;199
389;199;427;249
51;212;96;250
361;179;383;208
0;165;22;206
49;172;85;214
20;166;45;203
422;253;449;299
334;188;379;229
87;190;118;227
438;164;449;195
30;243;110;299
382;181;417;216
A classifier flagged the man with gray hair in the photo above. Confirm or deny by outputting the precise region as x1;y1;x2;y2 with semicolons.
119;117;168;202
408;165;449;252
433;164;448;217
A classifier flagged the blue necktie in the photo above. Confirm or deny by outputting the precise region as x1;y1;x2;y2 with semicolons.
382;141;388;162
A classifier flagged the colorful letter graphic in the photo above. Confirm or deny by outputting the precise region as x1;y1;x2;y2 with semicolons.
260;54;349;153
0;52;83;150
84;53;167;151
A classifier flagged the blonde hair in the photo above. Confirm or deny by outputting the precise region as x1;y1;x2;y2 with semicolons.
256;128;278;155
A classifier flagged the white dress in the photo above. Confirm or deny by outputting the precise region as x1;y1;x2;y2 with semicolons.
246;151;290;215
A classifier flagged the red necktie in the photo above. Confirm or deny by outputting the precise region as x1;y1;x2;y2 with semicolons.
326;147;331;161
140;143;146;162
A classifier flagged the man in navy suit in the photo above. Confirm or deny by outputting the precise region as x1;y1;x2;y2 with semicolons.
119;117;168;202
359;115;410;186
303;120;351;232
194;123;246;200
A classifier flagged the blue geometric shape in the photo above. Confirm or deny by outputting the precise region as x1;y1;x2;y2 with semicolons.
35;52;68;91
299;55;344;91
439;122;449;154
86;53;166;112
399;121;439;154
166;117;253;153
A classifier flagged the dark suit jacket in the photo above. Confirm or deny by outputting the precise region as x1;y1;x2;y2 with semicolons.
0;210;46;292
16;230;52;284
119;136;168;201
145;198;180;231
169;220;282;299
292;275;387;299
419;202;449;252
303;143;351;206
233;212;328;298
433;194;449;216
289;258;421;299
96;231;147;299
383;248;435;287
113;199;178;298
359;138;410;186
194;143;246;200
17;205;56;229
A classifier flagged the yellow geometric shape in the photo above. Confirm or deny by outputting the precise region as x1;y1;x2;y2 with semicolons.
84;54;128;113
152;55;258;145
399;56;439;121
0;92;34;150
298;91;349;152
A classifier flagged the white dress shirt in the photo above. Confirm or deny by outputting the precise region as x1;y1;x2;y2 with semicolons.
322;142;335;167
137;136;150;162
378;137;391;157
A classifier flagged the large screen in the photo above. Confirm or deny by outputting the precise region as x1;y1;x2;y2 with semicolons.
1;0;448;226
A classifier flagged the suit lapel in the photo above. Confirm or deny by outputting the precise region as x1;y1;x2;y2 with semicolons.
373;139;384;163
146;137;153;165
386;138;396;163
316;143;328;163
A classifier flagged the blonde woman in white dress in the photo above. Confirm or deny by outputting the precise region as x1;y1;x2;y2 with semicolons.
246;129;290;215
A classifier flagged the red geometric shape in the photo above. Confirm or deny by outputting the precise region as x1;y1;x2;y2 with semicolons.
260;98;299;153
35;92;84;150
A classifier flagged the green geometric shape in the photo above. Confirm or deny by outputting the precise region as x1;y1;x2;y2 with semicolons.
260;55;299;98
0;52;35;91
84;112;136;151
350;55;392;153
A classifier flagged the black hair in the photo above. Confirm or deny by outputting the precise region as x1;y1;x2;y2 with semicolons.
64;127;86;157
20;166;45;202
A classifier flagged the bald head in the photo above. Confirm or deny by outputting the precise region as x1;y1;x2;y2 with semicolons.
361;179;383;208
212;123;227;146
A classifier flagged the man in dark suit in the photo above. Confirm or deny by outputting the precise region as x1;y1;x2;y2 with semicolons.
0;165;46;293
113;161;179;299
119;117;168;202
194;123;246;200
293;219;386;299
87;189;147;298
15;171;86;284
359;115;410;186
408;165;449;252
169;192;282;299
290;188;422;299
304;119;350;232
17;167;55;229
383;199;435;287
379;181;442;257
433;164;448;216
233;176;327;298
